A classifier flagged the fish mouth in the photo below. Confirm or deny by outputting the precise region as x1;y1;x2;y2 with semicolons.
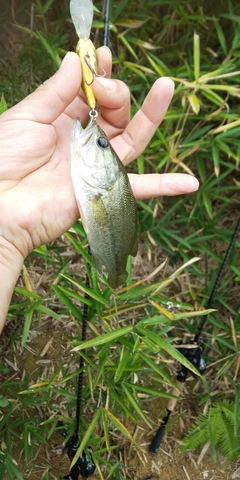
72;117;98;147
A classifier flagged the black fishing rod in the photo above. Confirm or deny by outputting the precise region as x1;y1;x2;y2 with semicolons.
149;218;240;455
58;1;111;478
57;270;96;480
103;0;111;47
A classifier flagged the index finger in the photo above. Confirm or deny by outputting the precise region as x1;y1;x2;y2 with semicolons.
110;77;174;165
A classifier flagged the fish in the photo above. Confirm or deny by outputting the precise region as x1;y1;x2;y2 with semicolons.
70;118;138;288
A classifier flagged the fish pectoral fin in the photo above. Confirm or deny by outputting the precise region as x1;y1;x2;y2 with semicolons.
108;271;128;289
91;197;108;227
130;236;138;257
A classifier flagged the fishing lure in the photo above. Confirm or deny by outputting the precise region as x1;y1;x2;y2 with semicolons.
70;0;99;109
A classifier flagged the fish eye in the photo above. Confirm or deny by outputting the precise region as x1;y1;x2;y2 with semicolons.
97;137;109;149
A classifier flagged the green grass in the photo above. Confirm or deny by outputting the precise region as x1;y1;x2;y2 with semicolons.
0;0;240;478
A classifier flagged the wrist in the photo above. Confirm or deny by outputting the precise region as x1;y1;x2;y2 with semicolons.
0;236;24;333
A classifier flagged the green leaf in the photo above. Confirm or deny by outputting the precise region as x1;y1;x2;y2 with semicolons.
53;285;83;321
114;346;131;383
139;352;179;389
21;300;42;346
101;409;110;451
94;343;111;386
136;326;200;377
103;408;140;448
14;286;41;300
214;20;228;55
36;31;60;68
42;0;56;14
193;32;200;81
5;454;23;480
65;232;95;268
202;191;213;218
124;381;178;399
71;407;102;468
0;396;9;407
61;274;109;306
212;141;220;177
72;326;133;351
122;384;151;427
0;94;8;114
119;34;138;61
41;470;49;480
188;94;200;114
54;284;92;307
110;389;139;423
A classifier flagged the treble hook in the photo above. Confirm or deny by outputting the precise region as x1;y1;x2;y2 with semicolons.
84;54;106;86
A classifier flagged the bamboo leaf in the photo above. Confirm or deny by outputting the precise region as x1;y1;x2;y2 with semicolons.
61;274;108;305
72;326;133;351
122;384;152;427
71;408;102;468
119;34;138;61
103;408;140;448
188;94;200;114
136;326;200;377
101;409;111;451
0;94;8;114
53;285;83;321
65;232;95;268
202;192;213;218
114;346;131;383
211;141;220;177
36;31;60;67
21;301;42;346
111;390;139;423
193;32;200;81
139;352;180;389
14;286;41;300
125;381;178;399
214;19;228;55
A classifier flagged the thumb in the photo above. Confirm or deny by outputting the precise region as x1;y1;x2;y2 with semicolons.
8;52;81;124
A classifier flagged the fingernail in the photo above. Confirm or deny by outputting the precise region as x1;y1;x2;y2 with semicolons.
60;52;71;69
101;45;111;53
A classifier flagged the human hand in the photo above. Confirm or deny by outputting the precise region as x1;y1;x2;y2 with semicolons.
0;48;198;263
0;47;199;330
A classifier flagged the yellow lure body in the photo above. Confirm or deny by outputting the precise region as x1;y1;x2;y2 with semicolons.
76;38;97;110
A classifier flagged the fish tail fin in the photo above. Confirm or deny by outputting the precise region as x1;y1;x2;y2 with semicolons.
108;272;128;289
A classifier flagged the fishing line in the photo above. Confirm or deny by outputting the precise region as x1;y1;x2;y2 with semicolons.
149;218;240;455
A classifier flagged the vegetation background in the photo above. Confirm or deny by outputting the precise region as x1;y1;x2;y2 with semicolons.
0;0;239;479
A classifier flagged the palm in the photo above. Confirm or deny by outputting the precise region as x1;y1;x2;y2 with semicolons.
0;112;78;253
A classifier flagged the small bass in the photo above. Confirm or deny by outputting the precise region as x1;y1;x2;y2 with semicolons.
71;118;138;288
